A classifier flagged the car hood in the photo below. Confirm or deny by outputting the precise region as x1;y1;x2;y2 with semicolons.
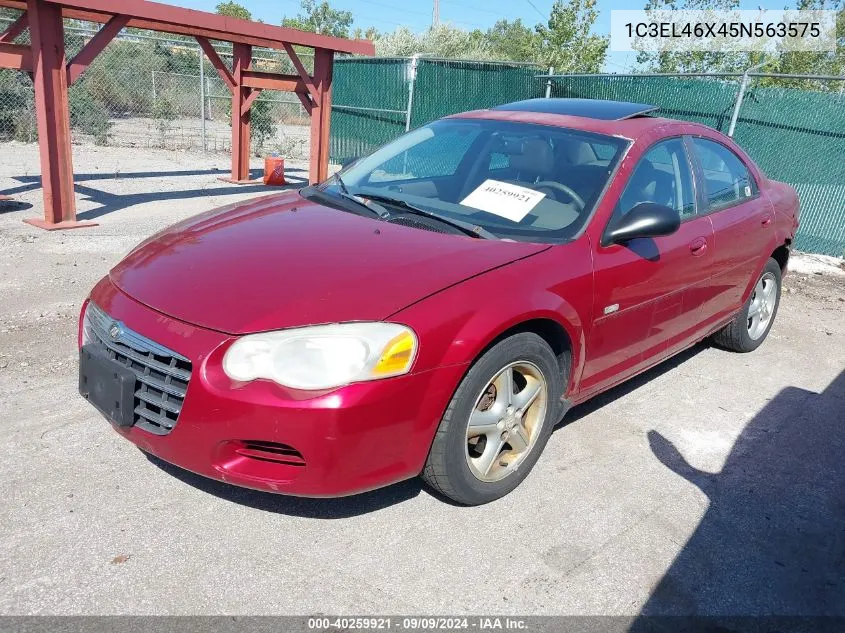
110;191;549;334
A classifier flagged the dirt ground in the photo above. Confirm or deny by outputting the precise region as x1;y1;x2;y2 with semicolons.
0;145;843;616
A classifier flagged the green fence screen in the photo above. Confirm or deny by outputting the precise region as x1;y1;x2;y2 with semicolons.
330;57;542;163
330;62;845;257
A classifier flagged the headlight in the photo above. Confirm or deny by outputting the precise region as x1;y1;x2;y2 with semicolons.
222;322;418;390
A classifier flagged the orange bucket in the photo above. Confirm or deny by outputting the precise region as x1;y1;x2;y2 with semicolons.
263;155;286;186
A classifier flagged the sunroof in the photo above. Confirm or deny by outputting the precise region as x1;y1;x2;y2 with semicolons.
493;98;659;120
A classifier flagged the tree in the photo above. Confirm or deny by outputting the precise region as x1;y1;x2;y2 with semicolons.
765;0;844;85
282;0;354;38
486;19;541;63
635;0;843;83
535;0;608;72
215;1;252;21
635;0;754;73
375;24;494;59
352;26;380;40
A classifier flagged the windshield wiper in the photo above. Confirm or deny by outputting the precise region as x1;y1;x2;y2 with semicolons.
320;173;389;219
358;194;497;240
332;171;350;195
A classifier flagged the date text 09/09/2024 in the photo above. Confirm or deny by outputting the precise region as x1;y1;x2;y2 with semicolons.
307;617;528;630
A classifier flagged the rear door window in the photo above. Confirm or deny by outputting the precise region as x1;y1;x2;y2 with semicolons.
690;138;756;211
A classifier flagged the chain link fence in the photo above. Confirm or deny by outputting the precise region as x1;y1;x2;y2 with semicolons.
0;11;313;159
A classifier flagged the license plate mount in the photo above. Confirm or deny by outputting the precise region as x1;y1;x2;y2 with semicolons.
79;345;137;428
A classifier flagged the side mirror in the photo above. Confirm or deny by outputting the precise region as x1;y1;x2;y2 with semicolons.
604;202;680;245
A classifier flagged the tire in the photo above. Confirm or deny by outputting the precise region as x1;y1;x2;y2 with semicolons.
422;332;565;505
712;257;782;353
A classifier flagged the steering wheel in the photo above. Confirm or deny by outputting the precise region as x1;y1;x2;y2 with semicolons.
532;181;586;211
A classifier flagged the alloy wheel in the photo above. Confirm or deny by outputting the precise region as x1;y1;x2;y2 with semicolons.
465;361;548;482
747;271;778;340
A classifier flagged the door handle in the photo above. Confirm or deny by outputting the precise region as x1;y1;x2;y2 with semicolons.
761;215;773;227
689;237;708;256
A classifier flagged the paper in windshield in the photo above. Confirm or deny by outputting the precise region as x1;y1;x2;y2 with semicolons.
460;179;546;223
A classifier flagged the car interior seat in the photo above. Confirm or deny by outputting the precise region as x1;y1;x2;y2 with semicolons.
620;161;676;213
508;138;555;185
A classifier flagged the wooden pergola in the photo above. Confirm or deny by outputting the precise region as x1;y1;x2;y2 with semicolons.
0;0;374;229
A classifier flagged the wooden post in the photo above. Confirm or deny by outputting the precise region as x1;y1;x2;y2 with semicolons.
309;47;333;185
24;0;94;229
229;43;252;183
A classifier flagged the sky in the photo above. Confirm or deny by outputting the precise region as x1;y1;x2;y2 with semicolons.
169;0;791;72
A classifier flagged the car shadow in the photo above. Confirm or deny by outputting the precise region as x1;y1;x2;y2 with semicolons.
143;453;427;519
629;370;845;629
146;344;712;518
557;342;708;428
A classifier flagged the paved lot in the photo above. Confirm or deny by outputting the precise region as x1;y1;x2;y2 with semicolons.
0;145;843;615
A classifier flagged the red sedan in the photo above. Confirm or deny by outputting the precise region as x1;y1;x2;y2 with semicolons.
78;99;799;505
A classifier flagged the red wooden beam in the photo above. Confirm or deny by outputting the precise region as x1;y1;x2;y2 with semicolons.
229;43;251;183
309;48;334;185
241;70;304;93
24;0;94;230
66;14;129;84
241;87;261;116
0;11;28;42
0;0;377;55
55;0;375;55
0;41;32;71
282;42;319;103
196;36;234;92
2;0;373;230
0;2;288;51
295;90;313;116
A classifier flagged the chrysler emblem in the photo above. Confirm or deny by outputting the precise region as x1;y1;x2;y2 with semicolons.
108;322;122;340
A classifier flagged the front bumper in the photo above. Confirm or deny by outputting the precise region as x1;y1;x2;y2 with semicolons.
84;277;467;497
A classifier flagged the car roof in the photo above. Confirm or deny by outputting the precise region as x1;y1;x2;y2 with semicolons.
492;98;659;120
448;98;698;141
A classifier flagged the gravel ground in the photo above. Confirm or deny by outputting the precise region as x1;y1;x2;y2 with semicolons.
0;145;843;616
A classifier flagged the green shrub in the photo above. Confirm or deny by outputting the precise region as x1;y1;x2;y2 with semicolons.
82;40;162;116
0;71;36;142
153;95;177;147
222;94;278;155
68;85;111;145
251;97;277;153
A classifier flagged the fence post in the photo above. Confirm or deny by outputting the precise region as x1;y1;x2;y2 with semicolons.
405;54;420;132
198;43;206;152
545;66;554;98
728;61;766;137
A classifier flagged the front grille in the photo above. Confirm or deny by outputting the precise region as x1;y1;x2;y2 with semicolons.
83;302;192;436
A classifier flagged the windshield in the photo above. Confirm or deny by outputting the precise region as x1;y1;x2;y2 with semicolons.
306;118;628;242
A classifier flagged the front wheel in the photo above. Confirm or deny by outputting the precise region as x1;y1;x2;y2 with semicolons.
422;332;565;505
712;257;782;353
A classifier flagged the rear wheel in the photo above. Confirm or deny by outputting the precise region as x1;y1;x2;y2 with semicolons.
422;332;564;505
712;258;782;353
